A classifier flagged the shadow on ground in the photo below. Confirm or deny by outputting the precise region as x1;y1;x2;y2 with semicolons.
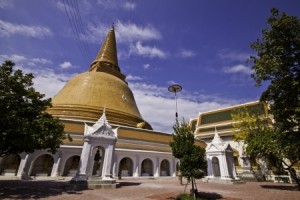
196;191;223;199
0;180;82;199
119;181;141;187
147;191;224;200
260;184;299;191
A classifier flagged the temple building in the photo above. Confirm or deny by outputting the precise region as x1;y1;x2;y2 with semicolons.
0;26;205;181
2;26;296;184
190;101;268;174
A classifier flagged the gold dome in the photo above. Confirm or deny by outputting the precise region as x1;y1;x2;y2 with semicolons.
47;25;152;130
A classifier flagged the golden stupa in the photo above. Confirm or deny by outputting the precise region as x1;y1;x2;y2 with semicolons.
48;25;152;130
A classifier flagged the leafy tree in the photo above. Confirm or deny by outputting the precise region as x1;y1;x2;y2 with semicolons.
249;7;300;189
169;119;207;198
250;8;300;131
232;107;300;189
0;60;71;157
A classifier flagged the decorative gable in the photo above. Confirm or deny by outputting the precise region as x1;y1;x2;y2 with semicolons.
84;111;116;138
206;143;222;152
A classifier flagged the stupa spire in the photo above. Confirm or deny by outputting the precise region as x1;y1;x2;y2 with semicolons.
212;126;223;144
90;24;125;80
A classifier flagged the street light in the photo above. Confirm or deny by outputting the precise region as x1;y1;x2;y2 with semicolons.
168;84;182;119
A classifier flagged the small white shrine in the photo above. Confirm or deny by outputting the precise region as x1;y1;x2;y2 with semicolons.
204;128;240;184
71;111;119;189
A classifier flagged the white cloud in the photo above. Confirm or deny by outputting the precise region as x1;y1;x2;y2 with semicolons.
85;21;161;44
167;80;178;86
56;1;75;13
60;61;73;69
96;0;118;9
129;81;236;132
126;74;143;81
143;64;150;69
130;42;167;59
32;58;52;64
84;21;164;59
0;54;52;67
0;20;53;38
123;2;136;10
0;0;14;8
83;23;107;43
0;54;26;62
223;64;252;75
0;54;72;98
56;1;65;12
218;50;249;62
178;49;196;58
32;69;73;98
115;21;161;43
96;0;136;11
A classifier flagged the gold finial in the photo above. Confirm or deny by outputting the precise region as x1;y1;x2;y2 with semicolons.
90;25;119;72
112;22;114;30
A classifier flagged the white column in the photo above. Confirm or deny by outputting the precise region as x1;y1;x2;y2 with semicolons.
17;153;29;178
101;144;114;180
206;155;213;177
57;153;69;177
112;154;117;178
154;157;159;177
77;142;92;177
51;151;62;177
220;154;230;180
133;155;139;177
171;159;176;177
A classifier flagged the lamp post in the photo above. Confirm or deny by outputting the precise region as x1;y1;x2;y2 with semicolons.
168;84;182;119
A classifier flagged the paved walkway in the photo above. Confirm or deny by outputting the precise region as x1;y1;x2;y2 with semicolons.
0;177;299;199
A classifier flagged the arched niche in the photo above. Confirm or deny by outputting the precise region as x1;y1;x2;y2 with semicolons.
118;157;133;177
0;154;21;176
92;146;105;176
212;157;221;177
160;159;170;176
63;155;80;176
141;159;153;176
30;154;54;176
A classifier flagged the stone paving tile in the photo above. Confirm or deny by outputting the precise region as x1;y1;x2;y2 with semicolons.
0;177;299;200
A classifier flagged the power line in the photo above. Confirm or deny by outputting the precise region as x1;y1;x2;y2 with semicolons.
69;0;89;57
63;0;89;64
73;0;89;47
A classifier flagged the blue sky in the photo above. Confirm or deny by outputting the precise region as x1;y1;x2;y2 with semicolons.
1;0;300;132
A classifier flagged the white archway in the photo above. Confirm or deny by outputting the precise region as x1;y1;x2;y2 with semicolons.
160;159;170;176
0;154;21;176
63;155;80;176
118;157;133;177
141;158;153;176
212;157;221;177
30;154;54;176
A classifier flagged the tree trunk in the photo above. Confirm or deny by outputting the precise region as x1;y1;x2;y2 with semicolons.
287;167;300;190
282;160;300;190
191;178;195;199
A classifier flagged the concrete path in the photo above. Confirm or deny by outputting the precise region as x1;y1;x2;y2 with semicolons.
0;177;299;199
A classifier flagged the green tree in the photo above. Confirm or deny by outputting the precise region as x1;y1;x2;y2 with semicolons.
169;119;207;198
249;7;300;189
232;107;300;189
0;60;71;157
